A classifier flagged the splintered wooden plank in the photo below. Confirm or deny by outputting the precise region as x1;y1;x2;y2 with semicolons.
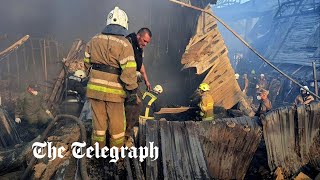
171;122;192;179
0;35;30;59
186;27;218;50
138;118;146;147
168;122;184;179
183;29;220;64
160;120;176;180
202;56;242;108
130;133;145;180
198;117;262;179
182;40;226;71
155;107;194;114
263;102;320;176
180;5;247;109
125;156;133;180
146;120;159;180
185;122;210;179
297;105;307;165
132;155;145;180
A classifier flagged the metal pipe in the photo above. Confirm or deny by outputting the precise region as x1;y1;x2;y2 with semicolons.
168;0;320;99
313;61;318;99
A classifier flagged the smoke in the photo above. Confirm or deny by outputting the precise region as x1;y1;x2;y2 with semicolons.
0;0;210;105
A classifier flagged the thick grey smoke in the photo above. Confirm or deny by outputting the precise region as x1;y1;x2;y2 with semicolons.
0;0;209;105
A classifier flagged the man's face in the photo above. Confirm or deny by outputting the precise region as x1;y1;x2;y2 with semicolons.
137;33;151;49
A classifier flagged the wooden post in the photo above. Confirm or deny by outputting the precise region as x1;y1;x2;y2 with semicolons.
313;61;318;98
23;44;28;71
15;50;20;88
44;39;48;93
55;41;60;61
6;56;10;73
47;40;52;64
39;39;44;71
30;40;36;65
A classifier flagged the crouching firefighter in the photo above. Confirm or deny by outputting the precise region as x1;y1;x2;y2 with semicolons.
84;6;138;149
139;85;163;121
197;83;214;121
60;70;86;117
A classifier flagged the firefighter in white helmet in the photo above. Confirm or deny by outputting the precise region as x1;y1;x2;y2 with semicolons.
83;6;138;149
60;69;87;116
294;86;315;105
139;85;163;121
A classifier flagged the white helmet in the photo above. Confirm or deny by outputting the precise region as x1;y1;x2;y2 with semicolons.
74;70;86;79
106;6;129;30
153;85;163;94
300;85;310;94
235;73;240;80
260;74;265;77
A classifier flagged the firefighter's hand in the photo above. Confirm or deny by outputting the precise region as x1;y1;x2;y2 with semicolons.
145;81;151;91
15;117;21;124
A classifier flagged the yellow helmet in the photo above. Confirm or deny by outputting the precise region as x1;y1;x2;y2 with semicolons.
199;83;210;91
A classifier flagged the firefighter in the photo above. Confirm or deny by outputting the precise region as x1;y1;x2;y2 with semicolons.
268;76;281;105
84;6;138;149
257;74;268;90
242;73;249;94
248;70;258;100
294;86;315;105
60;70;86;117
139;85;163;121
15;83;53;126
198;83;214;121
255;88;272;117
126;28;152;91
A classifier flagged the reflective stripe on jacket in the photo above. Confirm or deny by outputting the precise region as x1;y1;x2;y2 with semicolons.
140;91;158;119
84;34;138;102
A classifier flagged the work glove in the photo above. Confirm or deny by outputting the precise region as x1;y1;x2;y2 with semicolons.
15;117;21;124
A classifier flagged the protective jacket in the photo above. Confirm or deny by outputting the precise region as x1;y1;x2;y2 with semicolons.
15;91;50;124
294;94;314;105
65;74;86;101
60;74;86;117
84;24;137;149
140;91;161;120
199;92;214;121
84;26;138;103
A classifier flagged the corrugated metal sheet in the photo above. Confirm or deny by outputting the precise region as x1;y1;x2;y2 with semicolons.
262;102;320;176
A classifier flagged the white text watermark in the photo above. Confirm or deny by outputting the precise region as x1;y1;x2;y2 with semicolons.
32;142;159;162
